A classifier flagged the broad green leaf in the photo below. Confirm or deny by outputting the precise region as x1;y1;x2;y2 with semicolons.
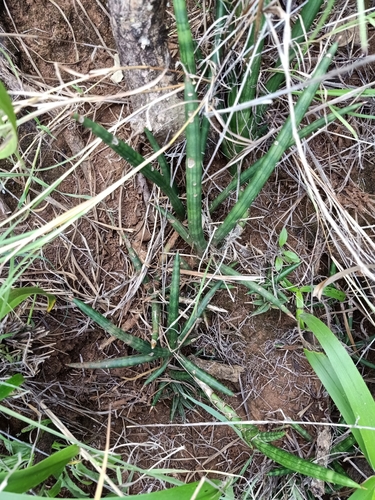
0;286;56;320
0;445;79;493
282;251;300;264
274;256;283;272
0;479;223;499
302;313;375;470
278;228;288;247
0;374;24;401
0;80;17;159
321;285;346;302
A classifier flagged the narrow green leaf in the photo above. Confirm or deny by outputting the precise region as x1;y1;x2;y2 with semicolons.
0;374;24;401
167;253;181;349
0;445;79;493
183;75;206;255
68;353;162;370
256;430;286;443
72;299;170;358
152;380;169;407
179;355;234;396
209;102;362;214
199;0;226;156
302;313;375;469
151;299;161;349
185;393;244;439
173;0;196;75
144;127;179;196
275;262;301;283
356;0;368;52
0;81;17;159
225;7;267;157
144;358;171;385
179;279;223;340
252;438;360;489
119;231;149;283
73;114;185;220
320;285;346;302
157;206;192;246
173;0;206;253
212;43;339;246
255;0;325;126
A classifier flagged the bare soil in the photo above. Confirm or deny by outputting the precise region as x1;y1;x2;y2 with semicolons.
1;0;375;497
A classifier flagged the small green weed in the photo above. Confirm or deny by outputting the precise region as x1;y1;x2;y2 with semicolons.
250;229;346;319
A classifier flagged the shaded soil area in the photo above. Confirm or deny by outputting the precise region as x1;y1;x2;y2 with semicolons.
1;0;375;497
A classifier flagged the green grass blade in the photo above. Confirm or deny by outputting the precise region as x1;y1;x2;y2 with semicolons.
218;263;294;318
73;114;185;220
0;81;17;159
210;102;362;213
72;299;170;358
302;313;375;470
226;3;267;156
1;445;79;493
68;353;162;370
178;355;234;396
252;438;360;490
185;393;244;439
212;43;338;246
357;0;368;52
199;0;227;156
0;374;24;402
119;231;150;284
309;0;336;44
152;380;169;407
167;253;181;349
